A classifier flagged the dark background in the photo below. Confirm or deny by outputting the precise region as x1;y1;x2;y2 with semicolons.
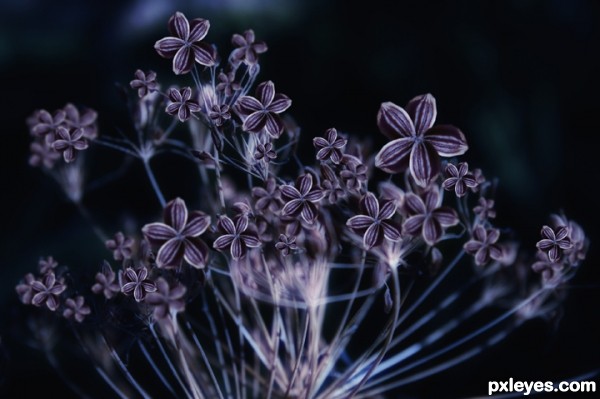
1;0;599;397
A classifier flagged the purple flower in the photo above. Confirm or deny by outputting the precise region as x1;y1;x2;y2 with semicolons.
464;225;502;266
120;267;157;302
38;256;58;274
154;12;215;75
15;273;36;305
166;87;201;122
236;81;292;138
275;234;298;256
31;109;66;139
63;103;98;140
142;198;211;269
340;156;368;192
31;273;67;311
536;225;573;263
146;277;187;320
130;69;158;98
252;178;281;212
254;142;277;161
280;174;325;224
213;215;261;260
63;296;91;323
402;189;459;246
346;192;401;249
230;29;268;66
105;232;135;262
313;128;347;164
29;140;60;169
442;162;478;197
320;164;344;204
216;71;241;97
473;198;496;220
209;104;231;127
51;126;89;163
91;261;121;299
375;94;469;187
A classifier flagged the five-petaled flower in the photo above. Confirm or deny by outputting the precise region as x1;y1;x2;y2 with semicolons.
52;126;89;163
166;87;201;122
142;198;211;269
105;232;135;261
63;296;91;322
63;103;98;140
442;162;478;197
120;267;157;302
216;71;241;97
275;234;298;256
145;277;187;320
91;261;121;299
402;189;459;246
346;192;401;249
31;272;67;311
209;104;231;127
154;12;215;75
536;225;573;263
464;225;502;266
252;178;281;212
130;69;158;98
313;128;347;164
231;29;268;66
375;94;468;187
280;174;325;224
473;197;496;220
236;81;291;138
254;142;277;161
213;215;261;260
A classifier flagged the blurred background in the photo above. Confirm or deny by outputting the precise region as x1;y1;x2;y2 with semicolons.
1;0;599;397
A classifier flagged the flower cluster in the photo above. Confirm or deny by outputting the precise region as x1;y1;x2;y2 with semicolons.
16;11;589;399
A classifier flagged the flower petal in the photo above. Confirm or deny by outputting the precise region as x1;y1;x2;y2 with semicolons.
268;94;291;113
402;215;425;235
362;193;380;218
377;101;415;139
409;142;440;187
213;234;234;250
264;114;284;138
424;125;469;157
236;96;263;114
184;238;209;268
169;12;190;39
433;207;458;226
182;211;211;237
156;238;184;268
347;215;374;230
242;111;267;133
301;202;318;223
406;94;437;134
154;37;184;58
298;174;313;196
280;185;301;200
374;137;414;174
231;238;246;260
364;223;383;249
422;217;442;246
381;220;401;241
143;222;177;242
192;42;216;66
165;198;188;232
403;193;426;215
173;46;194;75
189;18;210;42
378;201;396;220
241;234;261;248
219;216;236;235
256;81;275;106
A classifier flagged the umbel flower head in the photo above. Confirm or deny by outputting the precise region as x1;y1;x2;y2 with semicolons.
15;11;590;399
